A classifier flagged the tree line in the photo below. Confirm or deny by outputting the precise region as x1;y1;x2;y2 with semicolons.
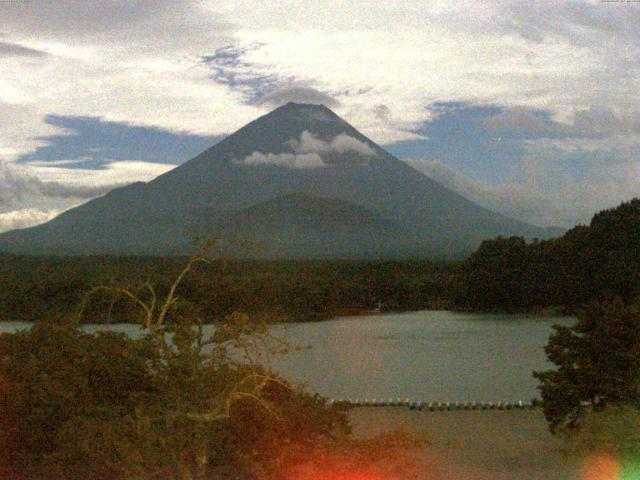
525;200;640;462
1;199;638;324
0;255;457;324
457;199;640;313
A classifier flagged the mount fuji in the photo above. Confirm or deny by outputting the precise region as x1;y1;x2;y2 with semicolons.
0;103;551;258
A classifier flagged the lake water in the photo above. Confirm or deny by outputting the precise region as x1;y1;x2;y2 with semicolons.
0;310;574;402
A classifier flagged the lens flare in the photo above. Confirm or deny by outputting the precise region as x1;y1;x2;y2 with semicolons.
581;451;621;480
581;451;640;480
285;467;385;480
620;459;640;480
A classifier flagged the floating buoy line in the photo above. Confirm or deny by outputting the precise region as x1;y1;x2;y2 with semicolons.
327;399;539;410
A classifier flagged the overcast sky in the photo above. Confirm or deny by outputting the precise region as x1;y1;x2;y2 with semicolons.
1;0;639;232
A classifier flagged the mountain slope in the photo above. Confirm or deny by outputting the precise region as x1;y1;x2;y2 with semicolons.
0;103;550;258
212;193;416;258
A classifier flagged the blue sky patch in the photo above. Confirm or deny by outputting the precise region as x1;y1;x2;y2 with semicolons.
386;102;585;183
18;115;224;169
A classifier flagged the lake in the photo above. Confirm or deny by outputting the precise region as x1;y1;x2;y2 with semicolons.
0;310;574;402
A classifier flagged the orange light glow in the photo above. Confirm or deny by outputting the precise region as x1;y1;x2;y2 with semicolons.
285;467;385;480
581;451;621;480
281;458;395;480
290;472;387;480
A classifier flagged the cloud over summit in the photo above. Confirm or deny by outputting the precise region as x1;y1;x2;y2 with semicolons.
255;86;340;109
235;130;376;169
288;131;375;156
239;151;325;169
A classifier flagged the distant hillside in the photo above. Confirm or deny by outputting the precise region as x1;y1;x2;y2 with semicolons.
0;103;551;258
211;193;417;259
457;198;640;312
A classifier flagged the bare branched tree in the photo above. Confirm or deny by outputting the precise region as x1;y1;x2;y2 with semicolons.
77;241;293;480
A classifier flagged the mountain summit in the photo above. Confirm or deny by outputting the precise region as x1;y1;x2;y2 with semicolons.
0;103;550;258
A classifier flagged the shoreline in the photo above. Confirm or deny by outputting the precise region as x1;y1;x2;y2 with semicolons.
0;306;575;326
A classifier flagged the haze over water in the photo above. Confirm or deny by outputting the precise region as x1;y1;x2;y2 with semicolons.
0;311;574;402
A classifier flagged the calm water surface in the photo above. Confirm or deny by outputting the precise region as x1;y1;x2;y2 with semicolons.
0;310;574;402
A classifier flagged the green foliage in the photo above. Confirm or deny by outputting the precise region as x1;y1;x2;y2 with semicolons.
0;256;456;324
0;319;155;478
458;199;640;313
456;236;534;311
0;318;349;479
566;405;640;457
534;299;640;433
0;250;350;479
0;252;422;479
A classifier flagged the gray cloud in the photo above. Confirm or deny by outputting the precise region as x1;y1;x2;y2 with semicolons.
406;137;640;229
481;105;640;141
0;163;126;205
0;164;120;232
496;0;640;45
482;107;576;139
405;157;575;228
1;1;180;39
0;161;173;232
255;86;340;109
0;40;47;58
202;43;279;101
573;106;640;136
202;45;342;109
0;1;234;55
372;104;391;122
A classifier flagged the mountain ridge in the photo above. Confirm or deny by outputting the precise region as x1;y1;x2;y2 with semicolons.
0;102;552;258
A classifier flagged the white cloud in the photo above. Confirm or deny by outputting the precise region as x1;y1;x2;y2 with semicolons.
330;133;376;155
239;152;325;169
2;1;638;148
24;161;175;187
223;0;639;138
236;130;376;169
0;48;261;141
4;0;636;152
0;161;175;232
0;208;62;233
0;162;125;200
288;131;375;156
0;1;260;165
288;131;332;154
0;102;65;162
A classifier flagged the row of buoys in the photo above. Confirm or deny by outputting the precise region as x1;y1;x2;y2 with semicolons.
328;399;537;410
